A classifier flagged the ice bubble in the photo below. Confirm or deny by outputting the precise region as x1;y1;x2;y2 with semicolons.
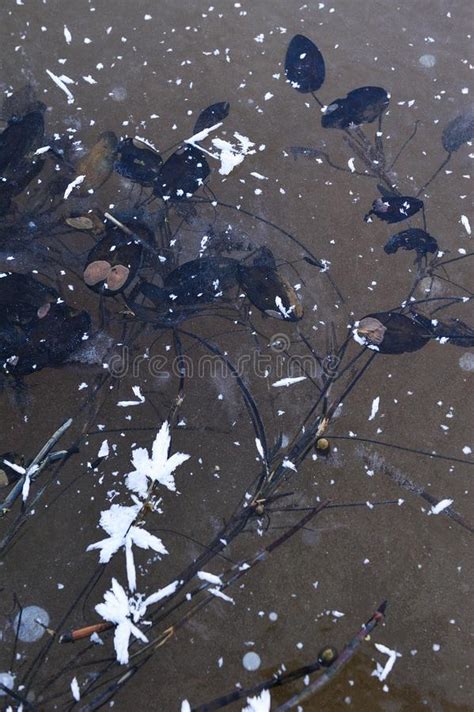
242;651;261;671
14;606;49;642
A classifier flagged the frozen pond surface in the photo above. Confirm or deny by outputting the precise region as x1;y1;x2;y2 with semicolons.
0;1;473;710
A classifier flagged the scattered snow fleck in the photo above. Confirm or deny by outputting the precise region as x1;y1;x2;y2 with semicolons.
272;376;307;388
70;677;80;702
117;385;145;407
460;215;471;235
368;396;380;421
430;498;453;514
198;571;223;585
209;587;235;604
372;643;401;681
98;439;109;458
63;175;85;199
46;69;75;104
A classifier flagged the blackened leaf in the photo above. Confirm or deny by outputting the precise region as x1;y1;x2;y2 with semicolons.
441;108;474;152
114;137;163;186
11;304;91;375
163;256;238;305
285;34;325;93
365;196;423;224
154;145;210;201
322;86;389;129
238;264;303;321
384;228;438;255
193;102;230;134
0;111;45;174
1;86;46;121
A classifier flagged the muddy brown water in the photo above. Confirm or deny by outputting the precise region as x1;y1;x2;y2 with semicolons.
0;1;473;710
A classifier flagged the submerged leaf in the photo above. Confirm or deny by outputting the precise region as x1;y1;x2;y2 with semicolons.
441;108;474;152
384;228;438;256
365;196;423;224
193;101;230;134
354;312;429;354
154;145;210;200
322;86;389;129
285;34;325;93
114;137;163;186
238;263;303;321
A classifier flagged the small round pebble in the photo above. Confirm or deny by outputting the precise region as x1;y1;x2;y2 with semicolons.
13;606;50;642
242;651;261;671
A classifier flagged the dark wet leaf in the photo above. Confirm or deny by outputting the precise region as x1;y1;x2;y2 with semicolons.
250;246;277;270
0;274;90;376
114;137;163;186
0;111;45;174
285;34;325;93
76;131;118;195
153;145;210;201
193;102;230;134
0;273;58;325
322;86;389;129
238;264;303;321
441;108;474;153
384;228;438;256
1;86;45;121
10;304;91;376
163;256;238;305
355;312;429;354
364;196;423;224
84;223;145;295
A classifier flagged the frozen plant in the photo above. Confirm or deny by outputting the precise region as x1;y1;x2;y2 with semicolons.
87;499;167;592
125;420;190;498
